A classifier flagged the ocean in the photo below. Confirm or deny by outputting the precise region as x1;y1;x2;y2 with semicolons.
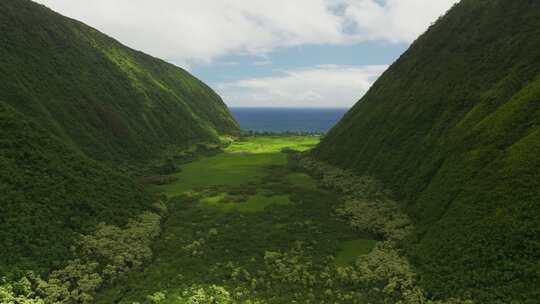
230;107;348;133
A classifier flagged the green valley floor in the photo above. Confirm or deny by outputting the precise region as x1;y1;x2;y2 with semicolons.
95;136;377;303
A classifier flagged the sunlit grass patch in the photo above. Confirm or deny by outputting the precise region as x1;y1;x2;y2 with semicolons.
335;239;377;267
226;136;319;154
156;136;319;197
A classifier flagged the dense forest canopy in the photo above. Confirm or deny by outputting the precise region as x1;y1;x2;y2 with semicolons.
0;0;238;163
0;0;238;275
314;0;540;302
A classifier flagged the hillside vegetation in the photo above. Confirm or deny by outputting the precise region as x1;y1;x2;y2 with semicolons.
0;0;238;276
314;0;540;302
0;102;151;274
0;0;238;163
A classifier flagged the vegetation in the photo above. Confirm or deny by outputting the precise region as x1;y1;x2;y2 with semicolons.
2;134;473;303
90;136;381;303
334;239;377;267
314;0;540;302
88;137;469;304
0;202;167;304
0;0;238;163
0;0;238;280
155;136;318;197
0;103;152;274
3;0;537;302
241;130;325;137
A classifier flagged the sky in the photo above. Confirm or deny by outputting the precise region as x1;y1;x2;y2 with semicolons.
33;0;459;108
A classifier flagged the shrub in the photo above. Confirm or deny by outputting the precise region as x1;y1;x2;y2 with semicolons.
2;207;166;304
179;285;233;304
294;156;474;303
157;159;181;175
140;175;179;185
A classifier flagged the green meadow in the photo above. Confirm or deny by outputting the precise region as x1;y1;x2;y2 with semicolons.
96;136;376;303
156;136;319;196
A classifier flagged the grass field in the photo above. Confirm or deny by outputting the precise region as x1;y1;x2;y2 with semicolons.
226;136;319;154
96;136;376;303
156;136;319;197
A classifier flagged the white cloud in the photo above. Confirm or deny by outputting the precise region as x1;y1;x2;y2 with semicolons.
31;0;458;107
342;0;459;43
33;0;458;67
217;65;388;108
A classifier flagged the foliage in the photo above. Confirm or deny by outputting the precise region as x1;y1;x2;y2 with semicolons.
94;137;371;303
334;239;377;267
154;136;319;197
1;208;165;304
0;277;45;304
0;0;238;275
0;0;238;164
147;291;167;303
93;137;472;303
177;285;233;304
337;199;413;242
156;159;182;175
140;175;179;186
313;0;540;302
0;103;153;274
78;212;163;281
298;156;413;241
295;156;475;304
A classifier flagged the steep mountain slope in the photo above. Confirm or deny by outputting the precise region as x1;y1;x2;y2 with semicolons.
0;102;151;274
314;0;540;302
0;0;238;163
0;0;239;275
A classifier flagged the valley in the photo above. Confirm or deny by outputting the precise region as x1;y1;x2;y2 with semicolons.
2;0;539;303
95;136;377;303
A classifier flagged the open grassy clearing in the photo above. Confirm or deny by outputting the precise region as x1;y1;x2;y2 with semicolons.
226;136;319;154
155;136;319;197
96;136;377;303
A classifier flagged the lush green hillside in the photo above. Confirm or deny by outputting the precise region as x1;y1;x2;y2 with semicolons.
314;0;540;302
0;0;238;276
0;0;239;163
0;102;152;274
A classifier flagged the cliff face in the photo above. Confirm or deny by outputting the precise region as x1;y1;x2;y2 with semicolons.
314;0;540;301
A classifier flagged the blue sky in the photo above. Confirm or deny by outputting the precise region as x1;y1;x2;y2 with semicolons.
34;0;458;108
192;41;408;83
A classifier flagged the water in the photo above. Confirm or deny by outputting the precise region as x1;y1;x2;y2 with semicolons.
231;107;348;133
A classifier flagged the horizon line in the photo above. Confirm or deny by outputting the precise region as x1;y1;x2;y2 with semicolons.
229;106;350;109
